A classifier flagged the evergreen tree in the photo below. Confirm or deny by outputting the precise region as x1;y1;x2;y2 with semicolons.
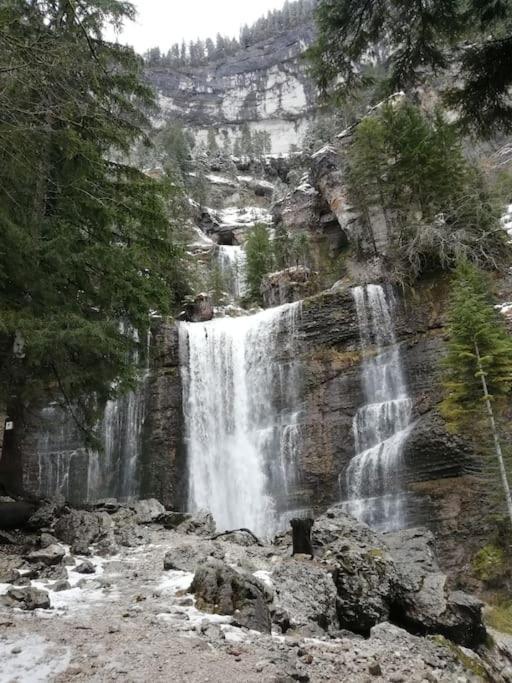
240;123;254;156
345;101;508;280
207;129;219;156
274;223;292;269
245;224;274;303
308;0;512;135
0;0;189;430
442;263;512;525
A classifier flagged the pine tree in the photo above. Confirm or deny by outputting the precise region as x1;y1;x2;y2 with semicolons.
274;224;292;269
0;0;189;431
245;224;274;303
308;0;512;135
345;101;508;279
207;129;219;156
442;263;512;526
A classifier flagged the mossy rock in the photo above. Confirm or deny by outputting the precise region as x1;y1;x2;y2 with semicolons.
472;545;506;583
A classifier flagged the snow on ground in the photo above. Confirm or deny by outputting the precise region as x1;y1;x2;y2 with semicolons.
236;175;274;191
206;174;238;187
501;204;512;240
218;206;272;228
0;634;71;683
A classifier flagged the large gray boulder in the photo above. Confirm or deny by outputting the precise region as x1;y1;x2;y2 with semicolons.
314;507;399;634
190;558;272;633
2;587;51;610
54;509;114;551
163;540;225;572
130;499;166;524
271;559;338;636
312;506;487;647
26;543;65;566
386;528;486;647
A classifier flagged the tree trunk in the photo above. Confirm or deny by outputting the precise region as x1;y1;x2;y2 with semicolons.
475;342;512;527
290;517;314;558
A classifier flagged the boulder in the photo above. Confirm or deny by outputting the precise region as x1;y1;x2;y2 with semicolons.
271;559;338;636
39;532;59;548
26;544;66;566
115;524;149;548
74;560;95;575
52;580;71;592
182;294;214;323
386;528;486;647
315;507;398;634
163;540;224;573
313;507;487;647
0;529;17;544
54;509;113;549
2;587;50;610
173;511;216;537
0;501;36;530
159;511;193;530
261;267;316;308
26;499;64;530
130;499;166;524
190;558;272;633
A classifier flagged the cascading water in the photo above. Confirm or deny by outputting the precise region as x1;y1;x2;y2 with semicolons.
179;302;303;538
36;331;149;503
344;284;413;531
217;245;247;300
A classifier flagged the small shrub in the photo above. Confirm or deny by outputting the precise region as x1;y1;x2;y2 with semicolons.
472;545;506;583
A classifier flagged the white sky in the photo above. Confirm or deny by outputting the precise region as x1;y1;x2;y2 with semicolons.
113;0;287;54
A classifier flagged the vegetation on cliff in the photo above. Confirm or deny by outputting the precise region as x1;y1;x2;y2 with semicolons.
442;262;512;524
308;0;512;135
345;101;509;282
0;0;189;429
144;0;316;68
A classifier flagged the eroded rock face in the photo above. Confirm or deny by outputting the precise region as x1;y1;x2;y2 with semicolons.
190;557;272;632
182;294;214;323
261;267;316;307
147;25;318;155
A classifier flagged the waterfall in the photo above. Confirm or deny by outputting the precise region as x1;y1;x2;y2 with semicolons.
179;302;303;538
217;245;247;300
36;330;149;503
345;284;413;531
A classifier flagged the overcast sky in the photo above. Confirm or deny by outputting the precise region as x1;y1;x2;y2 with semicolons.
112;0;287;54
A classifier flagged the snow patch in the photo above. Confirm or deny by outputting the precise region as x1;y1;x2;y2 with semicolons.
0;634;71;683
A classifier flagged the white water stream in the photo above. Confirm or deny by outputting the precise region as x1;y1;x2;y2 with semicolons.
179;302;302;538
217;245;247;300
345;285;413;531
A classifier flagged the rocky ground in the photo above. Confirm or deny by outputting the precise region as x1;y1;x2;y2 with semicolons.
1;500;511;682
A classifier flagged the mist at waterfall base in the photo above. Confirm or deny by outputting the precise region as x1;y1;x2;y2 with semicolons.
179;302;304;539
343;284;413;532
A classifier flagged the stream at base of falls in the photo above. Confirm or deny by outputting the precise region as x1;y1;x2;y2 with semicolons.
179;302;304;539
344;284;413;532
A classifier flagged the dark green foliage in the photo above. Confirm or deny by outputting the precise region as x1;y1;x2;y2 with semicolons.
274;223;293;269
308;0;512;135
346;102;508;280
244;224;274;303
441;263;512;428
0;0;189;427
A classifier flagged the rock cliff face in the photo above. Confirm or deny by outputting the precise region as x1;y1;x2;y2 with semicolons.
146;25;317;154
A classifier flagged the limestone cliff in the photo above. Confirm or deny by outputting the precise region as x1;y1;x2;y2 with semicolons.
146;24;317;155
